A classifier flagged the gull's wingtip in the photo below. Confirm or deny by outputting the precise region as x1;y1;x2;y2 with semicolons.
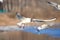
51;17;57;20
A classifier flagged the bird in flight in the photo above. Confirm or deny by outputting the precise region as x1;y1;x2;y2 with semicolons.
47;1;60;10
16;12;56;30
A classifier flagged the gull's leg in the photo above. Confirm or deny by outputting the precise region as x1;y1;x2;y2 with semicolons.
21;23;25;28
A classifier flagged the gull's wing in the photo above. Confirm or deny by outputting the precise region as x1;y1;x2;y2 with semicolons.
32;19;45;22
32;18;56;22
43;18;56;21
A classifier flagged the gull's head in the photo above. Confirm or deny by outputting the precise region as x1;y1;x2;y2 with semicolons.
57;5;60;10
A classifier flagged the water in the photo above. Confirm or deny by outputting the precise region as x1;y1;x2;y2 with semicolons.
0;26;24;31
0;26;60;38
23;26;60;38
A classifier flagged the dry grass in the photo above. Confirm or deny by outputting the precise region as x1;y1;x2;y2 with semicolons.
0;13;19;25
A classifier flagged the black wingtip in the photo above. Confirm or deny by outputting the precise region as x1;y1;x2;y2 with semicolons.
47;2;51;4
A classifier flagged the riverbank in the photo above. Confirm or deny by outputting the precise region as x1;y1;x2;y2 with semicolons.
0;13;19;25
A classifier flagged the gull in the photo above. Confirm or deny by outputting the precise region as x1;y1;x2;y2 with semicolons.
47;1;60;10
0;0;3;2
16;12;32;28
16;12;56;29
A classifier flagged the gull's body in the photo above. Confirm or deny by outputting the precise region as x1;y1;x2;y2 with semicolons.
47;1;60;10
17;18;31;27
16;12;56;30
16;13;32;27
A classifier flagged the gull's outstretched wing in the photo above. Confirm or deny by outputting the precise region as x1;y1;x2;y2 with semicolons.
32;18;56;26
32;18;56;22
32;19;44;22
43;18;56;21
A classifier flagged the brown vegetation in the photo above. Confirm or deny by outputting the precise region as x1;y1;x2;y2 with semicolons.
0;13;19;25
0;31;60;40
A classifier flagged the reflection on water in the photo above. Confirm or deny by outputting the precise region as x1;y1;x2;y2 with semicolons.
0;26;23;31
0;24;60;38
0;24;60;37
23;26;60;38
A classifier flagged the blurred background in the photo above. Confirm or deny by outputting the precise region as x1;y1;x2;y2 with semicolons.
0;0;60;40
0;0;60;25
